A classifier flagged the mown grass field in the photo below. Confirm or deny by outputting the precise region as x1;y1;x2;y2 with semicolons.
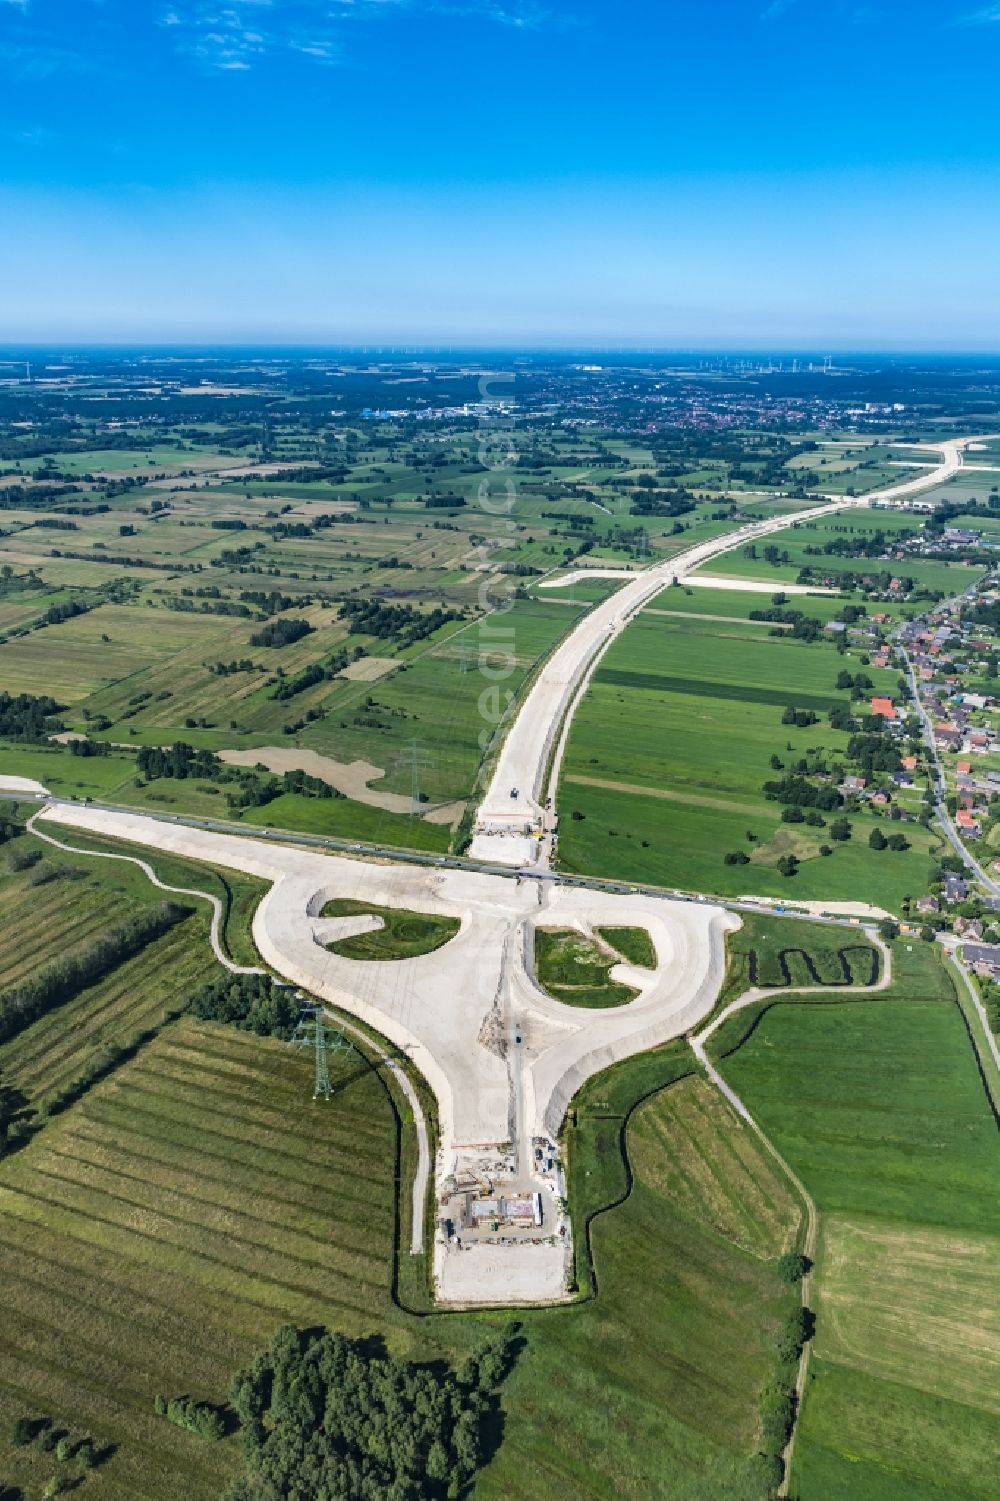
0;1020;407;1501
556;602;940;909
479;1067;803;1501
713;946;1000;1501
596;925;657;968
720;998;998;1233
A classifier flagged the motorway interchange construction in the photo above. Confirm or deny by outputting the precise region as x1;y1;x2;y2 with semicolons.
22;433;985;1307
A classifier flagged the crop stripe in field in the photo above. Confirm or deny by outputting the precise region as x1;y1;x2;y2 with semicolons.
65;1115;387;1230
638;1092;773;1253
59;1128;384;1230
36;1140;388;1265
0;1183;385;1326
88;1074;380;1158
26;1156;388;1289
3;933;213;1096
17;1160;389;1284
0;1292;237;1425
595;666;848;714
125;1054;397;1149
0;1238;248;1383
79;1095;382;1203
94;1073;392;1164
74;1103;388;1225
0;1344;232;1497
678;1087;795;1248
0;1221;276;1352
143;1052;394;1147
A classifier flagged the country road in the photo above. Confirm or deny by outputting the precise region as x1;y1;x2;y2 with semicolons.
472;435;988;866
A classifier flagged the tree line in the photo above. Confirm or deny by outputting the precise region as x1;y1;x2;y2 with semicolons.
0;902;191;1046
0;690;64;742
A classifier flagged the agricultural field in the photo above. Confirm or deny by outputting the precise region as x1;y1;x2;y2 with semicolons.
4;355;979;864
712;943;1000;1501
692;499;990;598
0;919;809;1501
0;827;221;1114
556;595;942;909
0;1019;409;1501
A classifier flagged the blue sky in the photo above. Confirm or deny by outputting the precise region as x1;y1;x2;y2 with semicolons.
1;0;999;346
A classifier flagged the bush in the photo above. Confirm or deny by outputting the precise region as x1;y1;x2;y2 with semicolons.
159;1396;226;1442
869;827;888;850
759;1383;796;1454
56;1437;72;1461
77;1439;95;1470
189;974;299;1041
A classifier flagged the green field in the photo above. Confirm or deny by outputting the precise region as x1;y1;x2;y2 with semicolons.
534;927;639;1007
320;897;460;960
695;504;989;597
0;830;222;1114
557;601;940;910
0;1019;408;1501
718;912;880;1008
713;960;1000;1501
596;925;657;968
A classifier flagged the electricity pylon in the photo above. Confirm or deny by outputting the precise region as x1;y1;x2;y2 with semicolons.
291;1004;352;1101
397;739;433;817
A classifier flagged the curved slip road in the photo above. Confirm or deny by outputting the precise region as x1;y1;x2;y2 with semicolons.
26;807;432;1255
472;436;987;867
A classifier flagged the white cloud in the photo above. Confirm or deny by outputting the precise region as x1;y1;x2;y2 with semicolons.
160;0;550;71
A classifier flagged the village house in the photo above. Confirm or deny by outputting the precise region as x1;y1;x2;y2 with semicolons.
962;943;1000;979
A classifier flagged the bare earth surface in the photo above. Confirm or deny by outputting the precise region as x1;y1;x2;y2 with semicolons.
218;746;418;815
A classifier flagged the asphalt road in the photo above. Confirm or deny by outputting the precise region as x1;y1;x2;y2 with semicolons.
30;792;878;937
